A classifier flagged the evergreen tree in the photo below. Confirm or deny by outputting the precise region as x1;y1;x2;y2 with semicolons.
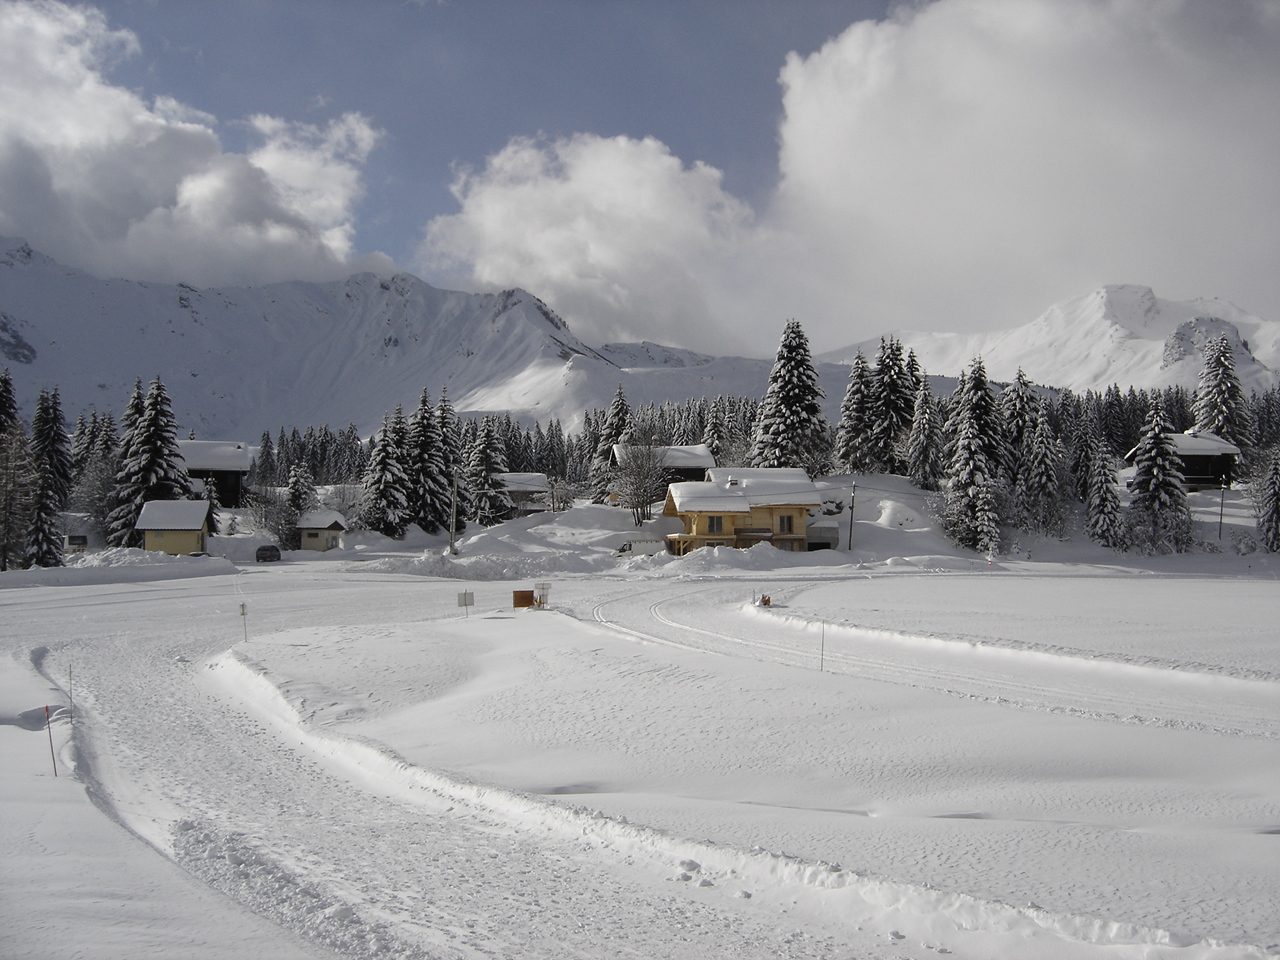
590;385;632;503
466;419;512;526
358;417;411;538
1193;335;1252;452
29;388;72;512
25;388;69;567
1069;413;1102;502
253;430;276;487
407;389;449;533
0;421;35;571
106;377;190;547
998;369;1039;485
277;463;317;549
941;360;1003;552
1127;400;1191;553
1255;453;1280;553
906;377;943;490
436;389;470;534
1085;446;1125;549
833;352;872;474
1015;409;1062;535
0;368;18;433
749;320;828;475
701;397;729;463
70;415;119;540
866;337;914;473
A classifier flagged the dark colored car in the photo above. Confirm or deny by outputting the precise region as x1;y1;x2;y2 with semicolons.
255;545;281;563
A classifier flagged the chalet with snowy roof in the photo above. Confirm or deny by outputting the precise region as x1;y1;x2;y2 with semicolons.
134;499;210;555
296;510;346;551
1124;429;1240;490
661;467;823;556
178;440;251;507
611;443;716;485
496;472;551;517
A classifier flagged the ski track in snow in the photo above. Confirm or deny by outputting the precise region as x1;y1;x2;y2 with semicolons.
10;568;1280;960
584;579;1280;742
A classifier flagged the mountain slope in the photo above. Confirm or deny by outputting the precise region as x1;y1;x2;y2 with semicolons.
822;285;1279;392
0;238;806;436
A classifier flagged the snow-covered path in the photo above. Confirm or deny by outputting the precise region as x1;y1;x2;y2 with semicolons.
6;562;1280;959
6;570;861;959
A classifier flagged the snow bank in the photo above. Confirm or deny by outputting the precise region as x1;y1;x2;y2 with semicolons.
0;548;235;588
206;647;1273;960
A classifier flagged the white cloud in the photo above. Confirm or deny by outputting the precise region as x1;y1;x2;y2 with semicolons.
0;0;387;287
422;134;758;347
421;0;1280;354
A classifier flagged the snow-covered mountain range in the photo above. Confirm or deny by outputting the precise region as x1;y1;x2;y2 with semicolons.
2;236;1276;438
0;237;796;437
822;284;1280;393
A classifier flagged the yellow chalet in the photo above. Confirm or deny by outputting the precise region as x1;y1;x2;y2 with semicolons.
134;499;209;555
662;467;822;556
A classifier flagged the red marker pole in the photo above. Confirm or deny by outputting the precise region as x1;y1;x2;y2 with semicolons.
45;705;58;778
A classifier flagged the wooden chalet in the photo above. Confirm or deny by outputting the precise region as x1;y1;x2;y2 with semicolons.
661;467;823;556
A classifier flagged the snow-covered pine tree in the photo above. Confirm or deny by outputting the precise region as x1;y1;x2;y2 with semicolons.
25;388;69;567
749;320;828;475
253;430;276;488
0;369;18;434
867;337;915;473
1193;335;1253;452
466;418;512;526
701;397;729;464
407;389;449;533
70;412;119;540
906;377;943;491
277;463;317;549
1015;409;1062;535
69;413;93;481
833;352;872;474
960;358;1004;473
0;419;35;571
1068;413;1102;502
1085;446;1125;549
29;388;72;512
436;389;471;534
1255;453;1280;552
941;360;1003;552
998;369;1039;486
590;385;632;503
106;377;190;548
1127;400;1191;553
358;417;411;538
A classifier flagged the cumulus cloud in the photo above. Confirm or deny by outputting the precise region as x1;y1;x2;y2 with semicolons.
0;0;387;287
423;134;759;346
421;0;1280;353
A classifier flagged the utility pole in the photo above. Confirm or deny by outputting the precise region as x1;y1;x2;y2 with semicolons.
448;477;459;555
847;483;857;550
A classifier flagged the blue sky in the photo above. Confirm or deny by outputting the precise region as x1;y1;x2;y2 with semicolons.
2;0;1278;354
104;0;880;272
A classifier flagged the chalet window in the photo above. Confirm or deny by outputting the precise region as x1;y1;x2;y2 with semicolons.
306;531;319;539
707;515;724;534
778;515;794;534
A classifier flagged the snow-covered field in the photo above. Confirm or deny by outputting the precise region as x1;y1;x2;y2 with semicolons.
4;491;1279;959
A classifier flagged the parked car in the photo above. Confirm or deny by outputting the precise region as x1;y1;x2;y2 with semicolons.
255;545;281;562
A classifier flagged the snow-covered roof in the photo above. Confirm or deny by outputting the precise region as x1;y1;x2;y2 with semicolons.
612;443;716;470
496;472;550;493
134;499;209;531
296;509;347;531
178;440;251;472
706;467;810;485
666;469;822;514
1124;429;1241;461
